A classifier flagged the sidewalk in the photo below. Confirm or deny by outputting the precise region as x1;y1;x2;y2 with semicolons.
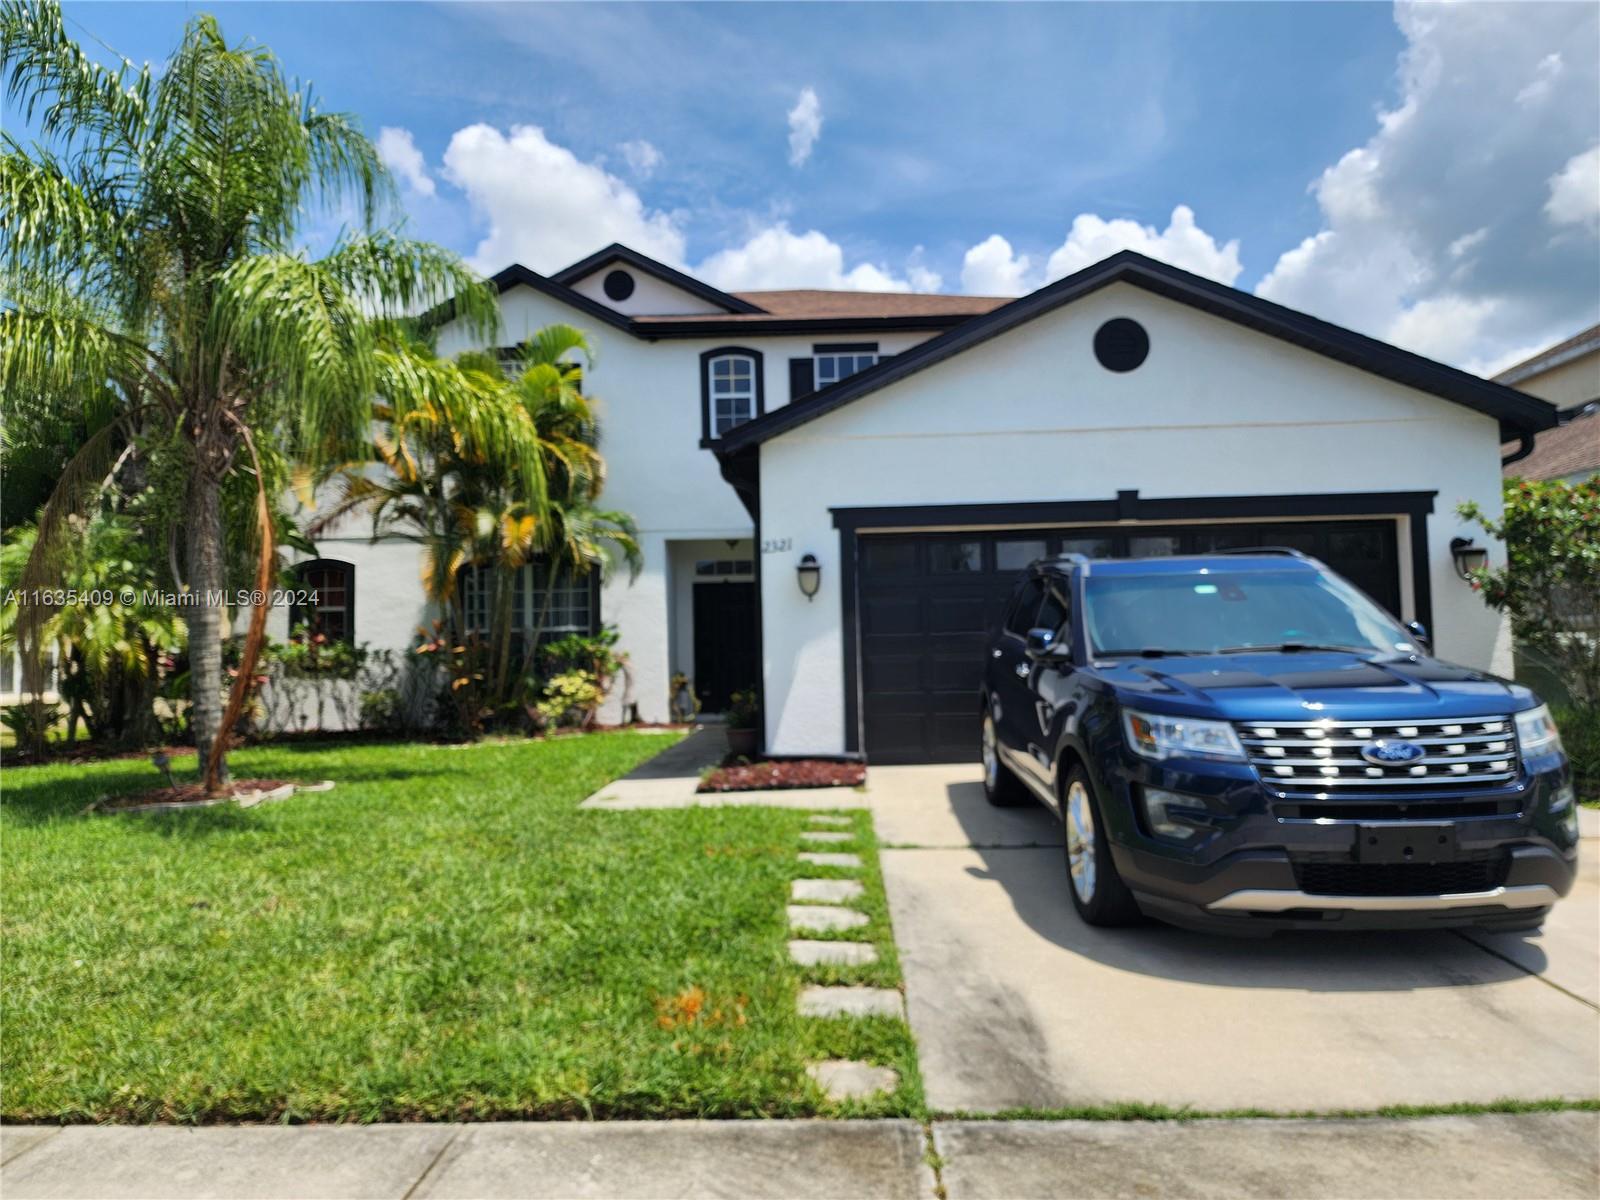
4;1112;1597;1199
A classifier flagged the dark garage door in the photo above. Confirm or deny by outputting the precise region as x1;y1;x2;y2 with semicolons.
857;520;1401;764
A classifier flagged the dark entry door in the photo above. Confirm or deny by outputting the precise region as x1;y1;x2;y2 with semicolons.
694;581;757;713
857;520;1402;764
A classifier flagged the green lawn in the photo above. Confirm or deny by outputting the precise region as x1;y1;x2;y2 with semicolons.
0;734;919;1122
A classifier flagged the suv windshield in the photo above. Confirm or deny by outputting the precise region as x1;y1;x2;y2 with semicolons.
1083;568;1415;658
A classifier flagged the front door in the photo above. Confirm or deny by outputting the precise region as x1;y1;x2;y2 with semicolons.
693;581;758;713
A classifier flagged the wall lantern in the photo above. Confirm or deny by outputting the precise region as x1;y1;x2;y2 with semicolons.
796;553;822;600
1450;536;1489;580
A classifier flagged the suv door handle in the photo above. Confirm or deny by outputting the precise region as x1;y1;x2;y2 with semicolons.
1014;662;1031;679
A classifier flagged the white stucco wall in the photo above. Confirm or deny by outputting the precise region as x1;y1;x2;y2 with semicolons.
423;284;937;722
566;267;727;317
756;282;1516;757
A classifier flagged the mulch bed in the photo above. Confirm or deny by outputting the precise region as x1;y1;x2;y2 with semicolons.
697;758;865;793
94;780;300;813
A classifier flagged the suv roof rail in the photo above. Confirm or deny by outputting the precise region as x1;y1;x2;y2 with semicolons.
1212;546;1313;560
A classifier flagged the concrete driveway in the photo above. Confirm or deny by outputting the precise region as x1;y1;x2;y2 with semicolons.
870;766;1600;1113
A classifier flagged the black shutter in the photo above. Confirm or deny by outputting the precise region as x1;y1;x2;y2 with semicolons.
789;357;815;401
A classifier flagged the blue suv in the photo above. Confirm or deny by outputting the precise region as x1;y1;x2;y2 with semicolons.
979;550;1580;934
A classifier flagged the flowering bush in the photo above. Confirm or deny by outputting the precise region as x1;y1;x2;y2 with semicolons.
1460;477;1600;706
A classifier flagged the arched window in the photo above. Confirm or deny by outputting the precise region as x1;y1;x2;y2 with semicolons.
700;348;764;440
290;559;354;644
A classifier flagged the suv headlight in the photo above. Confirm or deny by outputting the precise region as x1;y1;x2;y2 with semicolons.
1514;704;1564;759
1122;709;1245;762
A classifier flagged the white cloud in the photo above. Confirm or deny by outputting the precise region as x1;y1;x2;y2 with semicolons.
1256;3;1599;369
955;206;1238;297
787;87;823;167
696;224;918;292
376;127;435;197
441;123;685;273
1044;205;1242;285
961;234;1032;295
1515;52;1563;107
1546;144;1600;230
617;139;663;179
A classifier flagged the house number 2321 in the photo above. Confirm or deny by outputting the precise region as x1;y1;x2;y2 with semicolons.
761;537;792;554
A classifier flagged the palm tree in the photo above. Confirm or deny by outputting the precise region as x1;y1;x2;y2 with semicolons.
0;4;527;789
321;326;640;711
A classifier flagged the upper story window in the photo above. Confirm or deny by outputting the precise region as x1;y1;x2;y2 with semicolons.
815;346;879;388
700;348;764;440
790;343;880;402
290;559;354;644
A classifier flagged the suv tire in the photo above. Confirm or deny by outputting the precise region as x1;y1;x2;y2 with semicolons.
1062;765;1142;926
981;708;1029;807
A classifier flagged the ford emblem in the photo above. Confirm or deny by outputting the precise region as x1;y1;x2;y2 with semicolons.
1361;739;1426;765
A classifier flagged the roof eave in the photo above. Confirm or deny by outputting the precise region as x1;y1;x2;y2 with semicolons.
717;251;1559;453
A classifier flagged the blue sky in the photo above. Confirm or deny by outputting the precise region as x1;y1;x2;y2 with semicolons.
48;3;1600;372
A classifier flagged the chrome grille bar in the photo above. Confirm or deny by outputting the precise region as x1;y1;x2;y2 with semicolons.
1235;716;1520;793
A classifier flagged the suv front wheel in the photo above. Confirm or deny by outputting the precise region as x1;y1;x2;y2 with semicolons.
1062;766;1142;926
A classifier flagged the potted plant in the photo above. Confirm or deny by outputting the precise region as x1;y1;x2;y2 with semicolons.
725;688;760;758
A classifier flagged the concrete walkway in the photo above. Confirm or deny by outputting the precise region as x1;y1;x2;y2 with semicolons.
4;1113;1596;1198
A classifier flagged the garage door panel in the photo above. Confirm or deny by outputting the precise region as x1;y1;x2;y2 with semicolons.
862;652;923;693
927;595;988;634
857;520;1403;764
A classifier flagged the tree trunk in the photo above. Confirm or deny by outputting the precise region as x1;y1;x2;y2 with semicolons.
185;470;229;791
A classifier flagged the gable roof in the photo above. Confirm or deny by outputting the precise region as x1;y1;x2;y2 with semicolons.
471;260;997;339
714;250;1559;453
549;243;765;314
1495;322;1600;387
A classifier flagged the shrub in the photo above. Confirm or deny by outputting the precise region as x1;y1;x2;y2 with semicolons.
726;689;760;732
1555;705;1600;800
535;670;603;730
1460;478;1600;706
2;702;62;747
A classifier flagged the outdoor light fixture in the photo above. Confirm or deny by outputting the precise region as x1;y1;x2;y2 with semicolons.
1450;536;1489;580
796;553;822;600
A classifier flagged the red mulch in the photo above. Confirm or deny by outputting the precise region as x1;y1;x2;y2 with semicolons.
697;758;865;793
95;780;297;812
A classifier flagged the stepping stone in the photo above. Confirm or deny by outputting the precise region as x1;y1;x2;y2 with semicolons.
788;904;869;932
798;985;904;1019
808;1060;900;1100
800;831;853;843
799;852;863;869
792;878;865;903
809;814;852;826
789;939;878;966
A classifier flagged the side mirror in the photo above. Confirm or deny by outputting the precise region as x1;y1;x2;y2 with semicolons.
1404;620;1431;652
1024;627;1058;657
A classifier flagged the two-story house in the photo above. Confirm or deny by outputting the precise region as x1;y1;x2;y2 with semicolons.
281;243;1558;764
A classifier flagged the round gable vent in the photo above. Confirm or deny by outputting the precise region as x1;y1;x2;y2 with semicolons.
1093;318;1149;372
603;269;635;301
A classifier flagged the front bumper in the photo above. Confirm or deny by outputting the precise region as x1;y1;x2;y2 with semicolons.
1103;755;1580;934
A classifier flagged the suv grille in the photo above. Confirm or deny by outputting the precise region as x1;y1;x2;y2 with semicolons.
1294;856;1510;897
1236;717;1518;796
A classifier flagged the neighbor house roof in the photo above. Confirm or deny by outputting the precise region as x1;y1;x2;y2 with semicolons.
714;250;1559;453
1503;402;1600;481
1494;323;1600;388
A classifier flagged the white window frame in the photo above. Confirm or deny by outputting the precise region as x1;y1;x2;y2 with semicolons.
815;350;878;388
708;352;758;436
